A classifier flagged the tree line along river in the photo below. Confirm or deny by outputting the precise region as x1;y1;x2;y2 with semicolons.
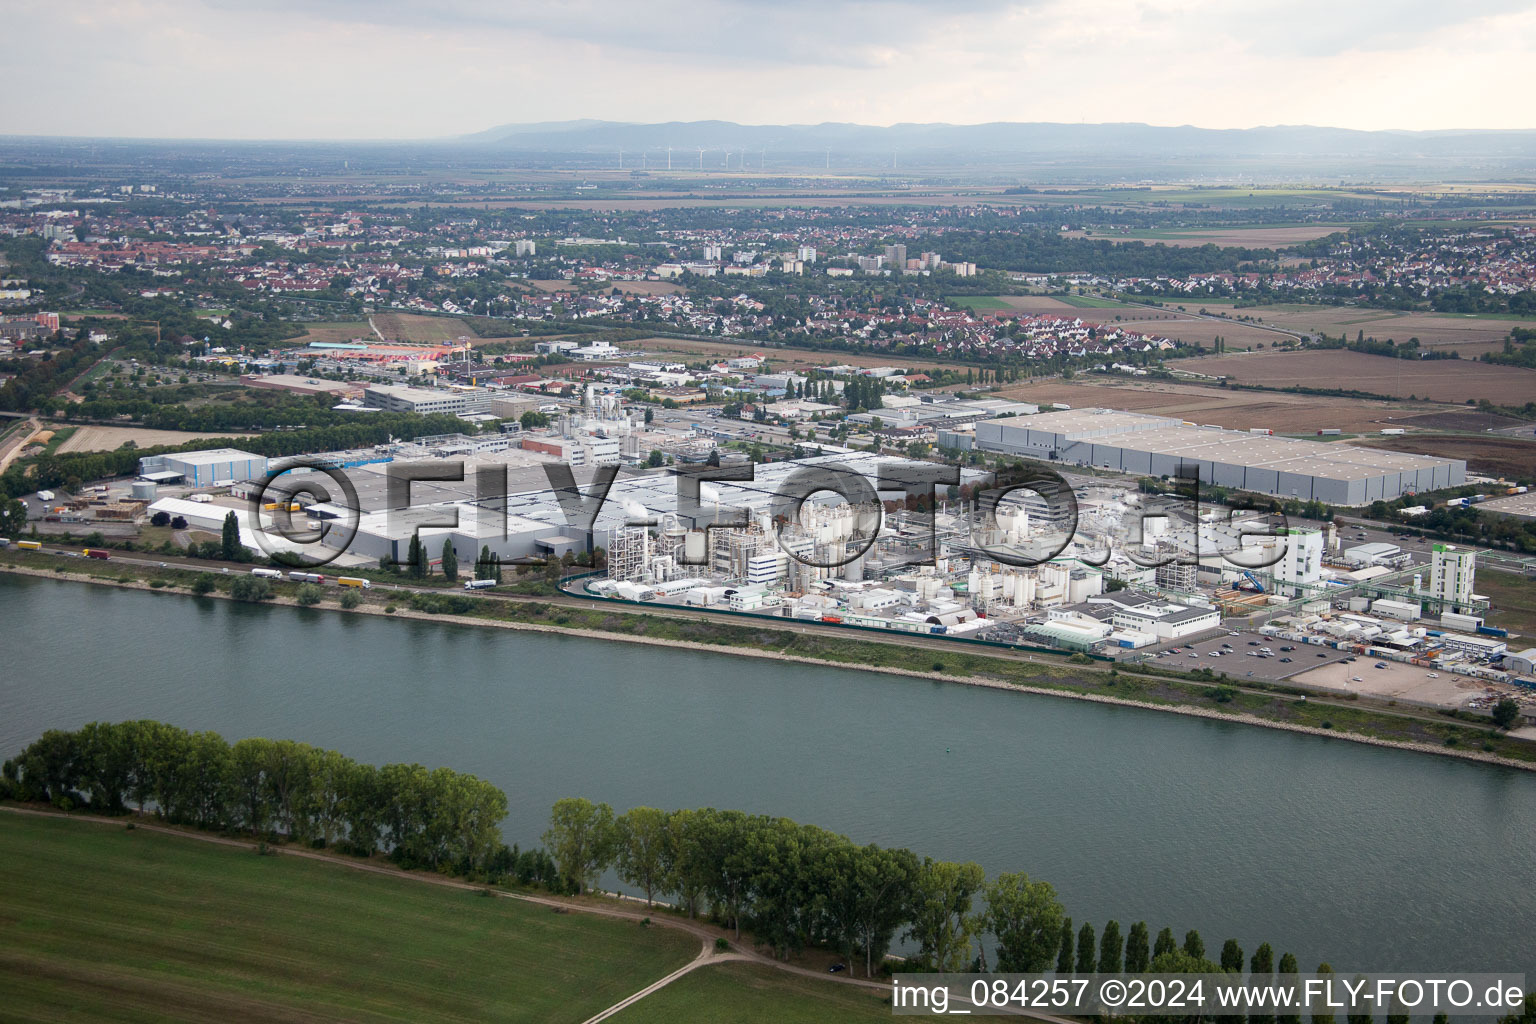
2;573;1533;976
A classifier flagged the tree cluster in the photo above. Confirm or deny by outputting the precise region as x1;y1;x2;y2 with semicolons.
3;722;509;877
537;798;1308;982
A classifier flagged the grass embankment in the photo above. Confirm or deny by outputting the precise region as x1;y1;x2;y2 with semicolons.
6;550;1534;766
0;813;697;1023
611;962;892;1023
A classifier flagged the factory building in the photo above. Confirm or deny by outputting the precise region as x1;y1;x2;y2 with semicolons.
138;448;269;487
1429;544;1477;614
319;450;980;573
1084;591;1221;641
363;384;494;416
974;408;1464;505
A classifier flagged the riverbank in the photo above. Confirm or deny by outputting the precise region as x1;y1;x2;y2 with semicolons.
4;556;1534;773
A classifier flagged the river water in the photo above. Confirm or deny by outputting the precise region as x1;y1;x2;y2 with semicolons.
2;574;1532;975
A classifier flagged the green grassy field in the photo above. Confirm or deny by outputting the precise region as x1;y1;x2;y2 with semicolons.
1476;570;1536;639
610;963;893;1023
0;814;696;1023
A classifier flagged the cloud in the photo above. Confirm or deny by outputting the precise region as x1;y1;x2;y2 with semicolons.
1;0;1532;138
211;0;1033;67
1204;0;1532;57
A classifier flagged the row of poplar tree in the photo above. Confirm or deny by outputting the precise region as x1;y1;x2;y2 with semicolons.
538;797;1365;987
2;721;508;877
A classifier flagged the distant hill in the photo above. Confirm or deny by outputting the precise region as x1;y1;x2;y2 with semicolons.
460;119;1536;167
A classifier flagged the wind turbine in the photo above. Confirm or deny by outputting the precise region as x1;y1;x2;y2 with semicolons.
667;146;672;171
619;149;624;170
697;147;704;170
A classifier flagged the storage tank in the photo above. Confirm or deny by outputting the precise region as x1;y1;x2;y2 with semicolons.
131;480;157;500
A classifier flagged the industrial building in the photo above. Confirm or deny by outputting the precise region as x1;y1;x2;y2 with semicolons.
312;450;985;574
240;374;362;400
975;408;1465;505
138;448;269;487
1429;544;1477;613
363;384;494;416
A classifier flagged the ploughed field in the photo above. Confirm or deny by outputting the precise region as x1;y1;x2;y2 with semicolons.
1190;349;1536;405
1190;302;1528;357
994;378;1457;434
1353;434;1536;478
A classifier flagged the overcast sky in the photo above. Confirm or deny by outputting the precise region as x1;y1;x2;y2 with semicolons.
7;0;1534;138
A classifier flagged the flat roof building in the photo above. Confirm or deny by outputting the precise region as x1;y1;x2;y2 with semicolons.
975;408;1464;505
139;448;268;487
363;384;493;416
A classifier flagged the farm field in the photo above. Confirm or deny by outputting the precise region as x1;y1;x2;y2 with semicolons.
972;295;1082;314
1065;224;1354;247
1110;315;1282;350
54;425;256;454
296;320;371;346
610;280;686;296
948;295;1014;311
610;962;892;1024
0;813;697;1023
1055;294;1142;309
993;378;1448;434
1191;349;1536;404
944;295;1277;349
620;335;944;371
953;294;1142;314
1192;302;1529;356
1353;434;1536;479
524;279;683;296
371;312;475;343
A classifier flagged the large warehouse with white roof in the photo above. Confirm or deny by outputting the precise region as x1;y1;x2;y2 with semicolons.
975;408;1465;505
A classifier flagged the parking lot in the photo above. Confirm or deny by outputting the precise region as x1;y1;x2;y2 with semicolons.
1288;659;1486;708
1144;627;1355;682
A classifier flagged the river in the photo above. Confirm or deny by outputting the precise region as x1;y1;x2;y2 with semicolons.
2;574;1533;975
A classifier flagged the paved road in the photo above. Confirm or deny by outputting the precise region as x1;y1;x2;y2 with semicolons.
0;417;39;475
